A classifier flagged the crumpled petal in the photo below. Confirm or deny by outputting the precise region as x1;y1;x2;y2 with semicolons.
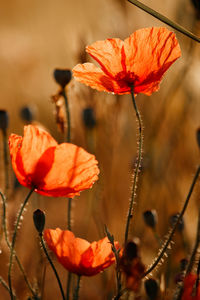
73;27;181;95
124;27;181;95
86;38;125;78
44;229;119;276
73;63;130;95
9;125;99;197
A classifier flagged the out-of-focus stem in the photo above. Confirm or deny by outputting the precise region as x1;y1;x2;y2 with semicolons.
73;275;81;300
2;129;9;195
8;187;34;300
62;89;71;143
127;0;200;43
124;86;143;244
144;165;200;277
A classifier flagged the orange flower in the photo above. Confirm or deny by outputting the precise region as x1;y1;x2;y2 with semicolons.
9;125;99;197
181;273;200;300
44;228;119;276
73;27;181;95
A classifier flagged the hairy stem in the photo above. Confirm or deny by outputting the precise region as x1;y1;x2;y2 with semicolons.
124;87;143;244
8;187;34;300
40;234;65;300
143;165;200;277
128;0;200;43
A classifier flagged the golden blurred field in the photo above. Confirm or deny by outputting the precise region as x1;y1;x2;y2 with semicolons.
0;0;200;299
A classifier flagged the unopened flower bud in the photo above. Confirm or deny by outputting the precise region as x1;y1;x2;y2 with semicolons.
82;107;96;129
124;240;138;261
20;106;34;123
143;210;157;229
170;214;184;232
33;209;45;234
144;278;159;299
0;110;9;131
53;69;72;88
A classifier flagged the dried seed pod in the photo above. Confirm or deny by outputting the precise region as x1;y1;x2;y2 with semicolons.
20;106;34;123
82;107;96;129
53;69;72;88
0;110;9;131
144;278;159;299
143;210;157;229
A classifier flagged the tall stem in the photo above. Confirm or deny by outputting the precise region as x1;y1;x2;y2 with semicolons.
124;87;143;244
62;89;71;143
2;129;9;195
127;0;200;43
73;275;81;300
40;234;65;300
143;165;200;277
0;191;37;298
8;187;34;300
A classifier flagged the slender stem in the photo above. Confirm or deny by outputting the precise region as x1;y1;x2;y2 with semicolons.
124;87;143;244
66;272;72;300
40;234;65;300
62;89;71;143
0;276;14;296
2;129;9;194
8;187;34;300
73;275;81;300
143;165;200;277
67;198;72;231
0;191;37;297
127;0;200;43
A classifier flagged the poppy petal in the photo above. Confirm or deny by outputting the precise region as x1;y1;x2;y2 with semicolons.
73;63;130;95
44;229;90;274
86;38;126;78
35;142;99;197
124;27;181;95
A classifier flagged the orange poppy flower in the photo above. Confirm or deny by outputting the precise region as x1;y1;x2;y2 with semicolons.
44;228;119;276
73;27;181;95
9;125;99;197
181;273;200;300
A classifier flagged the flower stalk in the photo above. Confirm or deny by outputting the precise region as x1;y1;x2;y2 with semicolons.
124;86;143;244
73;275;81;300
8;187;34;300
127;0;200;43
143;165;200;277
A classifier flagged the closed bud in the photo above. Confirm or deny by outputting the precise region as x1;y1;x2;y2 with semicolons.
82;107;96;129
143;210;157;229
0;110;9;131
124;240;138;261
53;69;72;88
33;209;45;233
144;278;159;299
20;106;34;123
170;214;184;232
196;128;200;149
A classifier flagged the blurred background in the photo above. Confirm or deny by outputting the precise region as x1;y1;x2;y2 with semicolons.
0;0;200;299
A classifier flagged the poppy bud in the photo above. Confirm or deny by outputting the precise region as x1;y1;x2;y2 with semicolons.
144;278;159;299
20;106;34;123
33;209;45;234
0;110;9;131
82;107;96;129
143;210;157;229
124;241;138;261
53;69;72;88
196;128;200;149
170;214;184;232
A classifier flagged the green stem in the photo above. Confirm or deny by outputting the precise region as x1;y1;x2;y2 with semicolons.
0;191;37;297
127;0;200;43
2;129;9;194
62;89;71;143
124;87;143;244
8;187;34;300
40;234;65;300
73;275;81;300
66;272;72;300
143;165;200;277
